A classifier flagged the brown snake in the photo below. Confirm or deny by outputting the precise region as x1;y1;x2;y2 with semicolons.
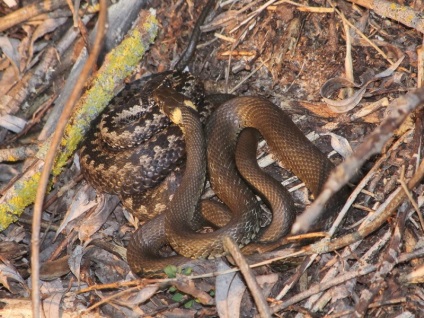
80;0;347;276
126;88;347;277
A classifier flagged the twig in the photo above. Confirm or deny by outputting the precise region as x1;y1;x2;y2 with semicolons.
76;246;424;292
31;2;107;317
329;1;394;65
342;5;354;97
246;156;424;278
268;247;424;315
398;166;424;231
292;88;424;233
229;0;278;34
269;264;377;314
305;157;424;255
300;132;412;313
174;0;217;70
275;255;317;300
223;236;271;318
328;129;412;237
0;0;67;32
353;200;409;316
418;46;424;88
347;0;424;34
1;19;90;118
84;285;159;313
309;229;392;312
229;58;270;93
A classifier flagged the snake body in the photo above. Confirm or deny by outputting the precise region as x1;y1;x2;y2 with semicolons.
125;90;345;276
79;0;348;277
80;71;215;219
126;86;208;276
80;4;347;275
165;96;337;258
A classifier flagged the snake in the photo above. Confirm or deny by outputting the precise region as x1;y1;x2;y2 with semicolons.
124;86;346;276
80;0;217;219
80;0;347;276
79;71;213;219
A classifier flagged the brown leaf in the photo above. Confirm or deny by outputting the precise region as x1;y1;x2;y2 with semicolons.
40;256;71;280
173;277;214;305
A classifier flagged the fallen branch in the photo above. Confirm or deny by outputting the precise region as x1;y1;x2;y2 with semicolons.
293;87;424;233
347;0;424;34
0;10;158;231
0;0;67;32
268;247;424;315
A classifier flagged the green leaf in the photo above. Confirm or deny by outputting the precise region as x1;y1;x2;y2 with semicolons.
182;267;192;276
184;299;194;309
172;292;184;302
168;286;177;292
164;265;178;278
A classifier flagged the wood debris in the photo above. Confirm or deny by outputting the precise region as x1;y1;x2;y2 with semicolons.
0;0;423;317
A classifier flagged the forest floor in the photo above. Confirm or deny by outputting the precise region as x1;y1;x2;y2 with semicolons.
0;0;424;317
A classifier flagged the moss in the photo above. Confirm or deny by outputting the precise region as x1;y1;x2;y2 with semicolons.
0;12;158;231
0;172;41;231
53;13;158;175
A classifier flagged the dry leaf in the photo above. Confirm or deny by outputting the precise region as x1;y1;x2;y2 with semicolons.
55;184;97;239
320;56;404;113
0;36;21;76
78;194;120;242
322;132;353;158
256;273;279;298
43;291;64;318
0;262;25;293
29;17;68;64
68;245;85;282
40;280;66;318
215;260;246;318
122;285;160;306
40;256;71;281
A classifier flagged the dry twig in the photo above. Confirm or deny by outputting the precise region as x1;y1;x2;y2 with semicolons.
0;0;67;32
347;0;424;34
31;2;107;317
293;88;424;233
223;236;271;318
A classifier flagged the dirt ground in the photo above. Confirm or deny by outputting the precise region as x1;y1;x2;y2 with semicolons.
0;0;424;317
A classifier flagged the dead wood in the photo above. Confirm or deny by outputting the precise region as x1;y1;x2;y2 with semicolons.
1;0;424;317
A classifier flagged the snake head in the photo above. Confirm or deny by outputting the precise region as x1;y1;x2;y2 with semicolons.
153;86;197;126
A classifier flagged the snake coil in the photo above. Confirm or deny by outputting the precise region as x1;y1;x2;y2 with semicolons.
80;0;349;276
125;87;347;276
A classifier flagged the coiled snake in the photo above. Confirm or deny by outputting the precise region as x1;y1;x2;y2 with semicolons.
80;70;347;276
79;0;346;277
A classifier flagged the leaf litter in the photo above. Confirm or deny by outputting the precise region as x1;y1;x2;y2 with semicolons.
0;0;424;317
